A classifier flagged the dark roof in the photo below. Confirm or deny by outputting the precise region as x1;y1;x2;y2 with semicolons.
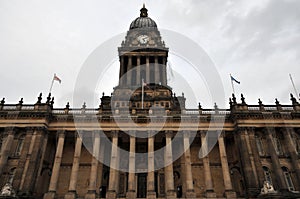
129;4;157;30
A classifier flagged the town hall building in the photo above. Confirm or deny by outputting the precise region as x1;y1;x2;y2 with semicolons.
1;5;300;199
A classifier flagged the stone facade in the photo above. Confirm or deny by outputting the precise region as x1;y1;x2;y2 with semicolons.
1;5;300;199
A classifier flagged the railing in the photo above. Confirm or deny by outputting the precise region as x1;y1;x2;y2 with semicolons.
0;103;298;117
2;105;17;110
247;106;260;111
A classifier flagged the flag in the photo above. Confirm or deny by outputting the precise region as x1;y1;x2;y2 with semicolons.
230;75;240;84
53;74;61;84
142;79;148;87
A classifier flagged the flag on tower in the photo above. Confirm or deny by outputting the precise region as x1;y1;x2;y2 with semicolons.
230;74;240;84
53;74;61;84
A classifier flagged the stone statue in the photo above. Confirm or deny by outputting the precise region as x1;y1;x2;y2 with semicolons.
0;183;16;197
260;181;276;194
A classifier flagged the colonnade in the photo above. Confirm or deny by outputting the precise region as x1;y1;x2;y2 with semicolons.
1;127;298;198
119;56;167;87
41;130;238;199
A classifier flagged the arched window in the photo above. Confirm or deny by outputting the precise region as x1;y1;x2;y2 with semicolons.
263;166;272;184
255;135;264;156
15;134;25;156
282;167;295;191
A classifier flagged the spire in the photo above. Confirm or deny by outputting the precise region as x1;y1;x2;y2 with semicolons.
140;3;148;17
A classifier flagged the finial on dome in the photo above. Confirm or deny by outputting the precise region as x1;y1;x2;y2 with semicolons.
140;3;148;17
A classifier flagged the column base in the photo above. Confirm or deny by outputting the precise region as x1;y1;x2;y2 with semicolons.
64;191;77;199
85;190;97;199
186;189;197;198
106;190;116;199
147;191;156;199
166;190;176;199
43;191;56;199
224;190;236;198
205;190;217;198
126;190;136;199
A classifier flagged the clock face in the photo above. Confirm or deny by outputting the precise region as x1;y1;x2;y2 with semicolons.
137;35;149;44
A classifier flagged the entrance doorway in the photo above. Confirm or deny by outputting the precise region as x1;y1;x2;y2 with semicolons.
137;173;147;198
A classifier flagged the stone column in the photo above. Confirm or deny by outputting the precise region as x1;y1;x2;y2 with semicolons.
183;131;196;198
119;56;124;85
218;132;236;198
201;131;216;197
97;141;105;194
106;131;119;199
162;57;167;85
136;56;141;86
126;134;136;199
285;128;300;190
265;128;288;191
146;56;150;83
44;131;65;199
127;56;132;86
20;128;47;194
180;154;187;197
34;132;49;193
85;132;101;199
236;128;259;196
19;129;36;190
248;129;265;189
0;128;14;176
147;133;156;199
65;134;82;199
19;128;41;192
154;56;159;84
165;131;176;199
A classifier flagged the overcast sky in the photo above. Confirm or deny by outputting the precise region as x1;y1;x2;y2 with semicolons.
0;0;299;108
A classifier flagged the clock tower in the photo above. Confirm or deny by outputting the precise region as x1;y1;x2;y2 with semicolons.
118;4;168;87
111;4;185;110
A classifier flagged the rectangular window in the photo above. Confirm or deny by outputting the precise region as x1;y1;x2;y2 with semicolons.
256;137;264;156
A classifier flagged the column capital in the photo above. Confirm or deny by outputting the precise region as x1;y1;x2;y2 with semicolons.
165;130;173;138
246;127;256;136
219;131;226;138
283;127;295;134
25;127;35;134
57;130;66;138
34;126;48;131
3;127;15;137
200;130;207;138
182;130;196;139
263;127;276;137
236;127;256;136
182;130;190;138
33;126;48;136
111;130;119;137
128;130;136;137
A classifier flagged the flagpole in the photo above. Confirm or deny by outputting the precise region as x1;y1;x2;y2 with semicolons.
142;78;144;109
230;74;235;95
289;74;299;97
49;74;55;93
